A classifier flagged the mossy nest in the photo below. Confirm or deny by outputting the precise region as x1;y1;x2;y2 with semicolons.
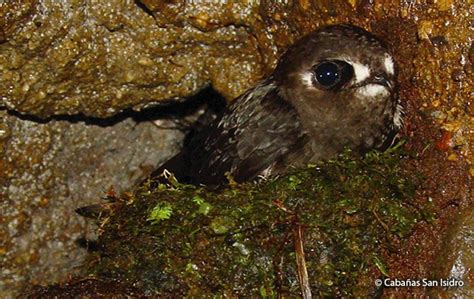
84;143;432;297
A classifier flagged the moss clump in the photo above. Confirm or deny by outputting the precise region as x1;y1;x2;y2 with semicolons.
86;144;432;297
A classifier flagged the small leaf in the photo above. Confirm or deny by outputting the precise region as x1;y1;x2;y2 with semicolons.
147;203;173;224
373;255;389;276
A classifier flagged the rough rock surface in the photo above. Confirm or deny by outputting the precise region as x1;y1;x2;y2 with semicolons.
0;0;262;118
430;208;474;297
0;110;183;297
0;1;471;161
0;0;472;297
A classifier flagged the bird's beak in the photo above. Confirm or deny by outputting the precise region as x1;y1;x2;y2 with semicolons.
371;73;392;89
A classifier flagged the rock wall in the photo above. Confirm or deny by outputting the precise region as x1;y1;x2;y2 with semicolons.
0;0;471;297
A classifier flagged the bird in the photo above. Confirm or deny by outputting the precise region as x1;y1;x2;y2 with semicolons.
152;24;402;186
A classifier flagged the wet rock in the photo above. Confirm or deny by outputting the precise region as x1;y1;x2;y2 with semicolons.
0;0;472;297
0;0;262;118
430;208;474;297
0;110;183;297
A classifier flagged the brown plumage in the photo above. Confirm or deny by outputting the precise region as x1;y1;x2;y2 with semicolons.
152;24;401;185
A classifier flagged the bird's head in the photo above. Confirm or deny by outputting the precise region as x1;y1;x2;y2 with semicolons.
274;25;401;155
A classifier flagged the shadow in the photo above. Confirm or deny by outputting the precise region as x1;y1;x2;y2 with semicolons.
75;237;101;252
6;86;228;128
134;0;155;18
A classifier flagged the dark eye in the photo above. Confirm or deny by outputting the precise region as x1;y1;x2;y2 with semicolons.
313;61;353;90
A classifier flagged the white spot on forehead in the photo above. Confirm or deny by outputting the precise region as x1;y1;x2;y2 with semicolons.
350;61;371;83
384;54;395;75
356;84;389;98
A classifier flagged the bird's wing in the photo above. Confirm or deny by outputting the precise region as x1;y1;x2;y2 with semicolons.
185;80;307;184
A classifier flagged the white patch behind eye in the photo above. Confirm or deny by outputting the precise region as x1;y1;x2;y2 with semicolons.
357;84;388;98
384;54;395;75
351;61;371;83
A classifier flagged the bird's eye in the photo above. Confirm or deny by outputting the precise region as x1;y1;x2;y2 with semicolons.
313;61;353;90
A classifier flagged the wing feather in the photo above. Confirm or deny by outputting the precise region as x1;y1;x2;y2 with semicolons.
155;80;307;185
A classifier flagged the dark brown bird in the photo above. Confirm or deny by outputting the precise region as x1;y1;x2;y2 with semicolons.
153;24;402;185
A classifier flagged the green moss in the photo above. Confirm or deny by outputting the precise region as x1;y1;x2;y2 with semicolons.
147;203;173;224
86;144;432;297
